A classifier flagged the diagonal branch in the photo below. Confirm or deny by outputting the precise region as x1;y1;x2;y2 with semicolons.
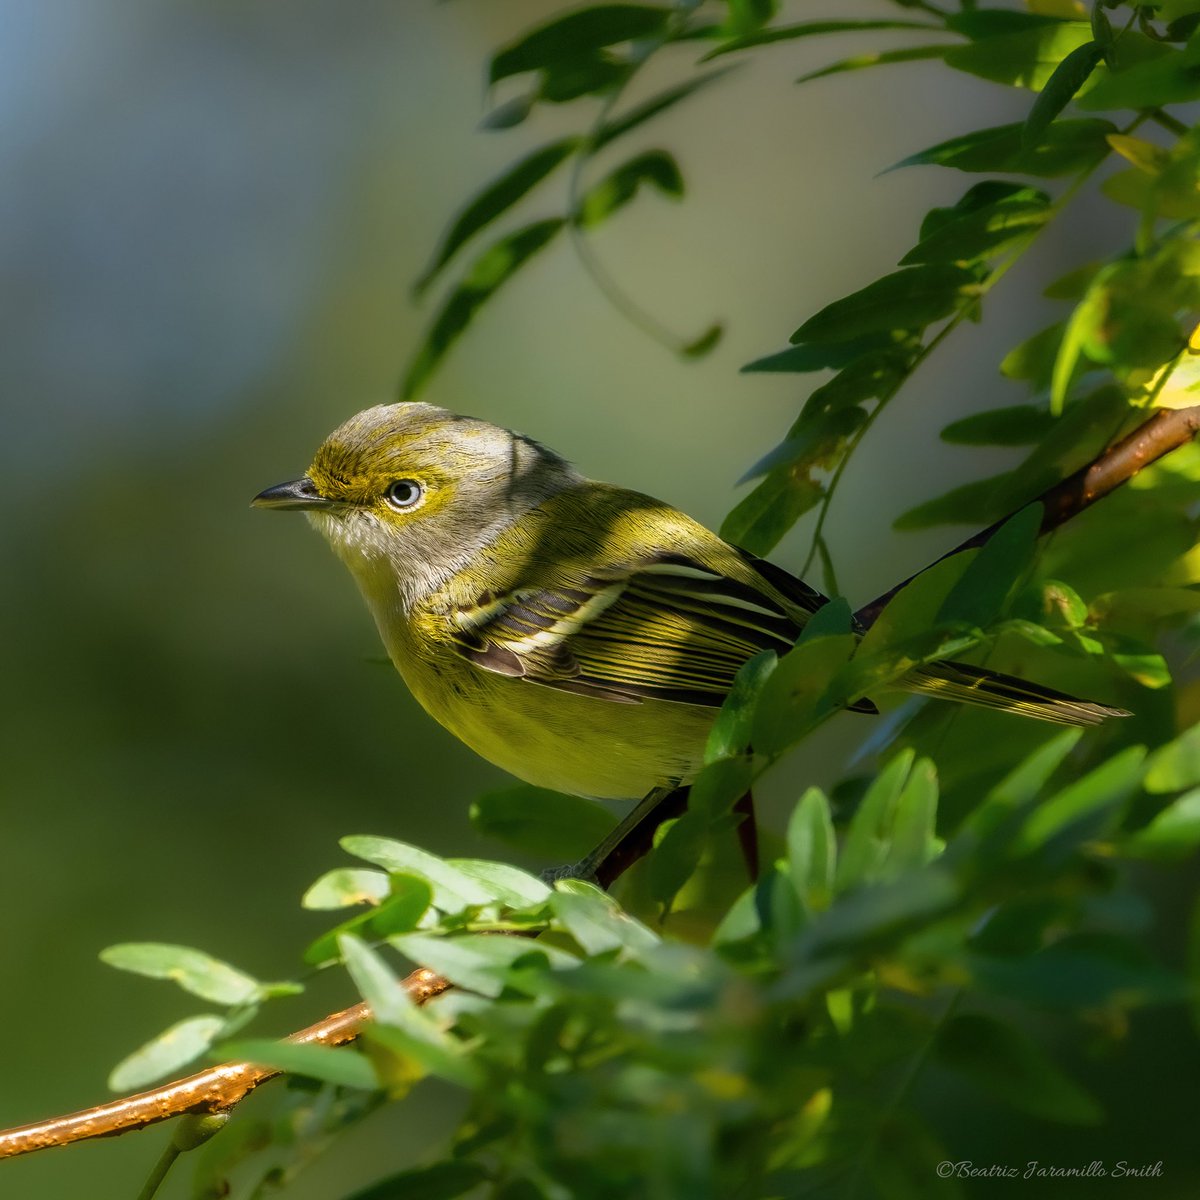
3;403;1197;1163
854;404;1200;628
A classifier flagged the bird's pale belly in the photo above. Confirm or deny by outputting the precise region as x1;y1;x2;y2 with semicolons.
393;643;715;800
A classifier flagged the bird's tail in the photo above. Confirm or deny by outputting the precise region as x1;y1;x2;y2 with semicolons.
900;661;1129;727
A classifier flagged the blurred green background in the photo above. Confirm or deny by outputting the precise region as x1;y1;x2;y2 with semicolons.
1;2;1168;1197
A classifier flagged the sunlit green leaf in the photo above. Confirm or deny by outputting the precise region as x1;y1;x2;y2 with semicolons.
944;22;1092;91
1023;40;1104;146
787;787;836;909
109;1016;228;1094
1125;788;1200;856
893;119;1115;176
446;860;551;908
100;943;260;1006
1144;723;1200;792
305;874;434;967
219;1040;378;1091
901;184;1051;265
302;868;391;911
553;879;658;955
1078;44;1200;110
340;837;493;910
836;750;914;890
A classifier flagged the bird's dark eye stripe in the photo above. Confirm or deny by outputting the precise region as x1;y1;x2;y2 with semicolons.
385;479;423;510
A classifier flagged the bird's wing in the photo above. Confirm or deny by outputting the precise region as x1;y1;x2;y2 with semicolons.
442;551;816;707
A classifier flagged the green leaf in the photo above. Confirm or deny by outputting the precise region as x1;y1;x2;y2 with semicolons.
490;6;672;84
880;758;940;877
1023;40;1104;147
444;860;551;908
1144;723;1200;792
751;632;856;756
944;22;1091;91
787;787;837;910
797;45;951;86
935;1013;1102;1124
469;785;616;860
855;553;975;657
704;650;778;762
703;19;944;61
791;266;978;345
741;333;895;373
940;403;1056;445
302;868;391;911
901;185;1051;266
577;149;683;227
414;139;579;295
304;874;434;967
648;812;709;913
720;469;823;557
946;12;1071;39
893;471;1020;530
836;750;914;891
345;1162;490;1200
1078;44;1200;110
100;944;260;1006
340;837;493;910
592;70;732;151
219;1040;378;1091
689;753;756;821
339;934;411;1027
893;119;1115;176
390;933;576;998
108;1015;228;1092
1017;745;1146;854
402;219;565;400
936;504;1042;629
681;322;724;358
1125;788;1200;857
552;879;658;955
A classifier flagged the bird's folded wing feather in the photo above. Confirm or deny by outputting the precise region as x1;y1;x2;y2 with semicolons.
441;551;821;706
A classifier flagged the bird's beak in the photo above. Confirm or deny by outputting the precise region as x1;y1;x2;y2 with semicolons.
250;476;333;511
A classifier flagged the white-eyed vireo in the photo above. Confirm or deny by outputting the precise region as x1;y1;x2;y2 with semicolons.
253;403;1123;803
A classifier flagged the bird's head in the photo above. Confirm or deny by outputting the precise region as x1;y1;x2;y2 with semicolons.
253;402;581;602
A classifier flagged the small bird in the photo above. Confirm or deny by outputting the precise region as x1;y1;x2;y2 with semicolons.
253;403;1124;804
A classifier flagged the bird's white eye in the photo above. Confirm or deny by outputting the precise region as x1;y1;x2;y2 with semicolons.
384;479;424;511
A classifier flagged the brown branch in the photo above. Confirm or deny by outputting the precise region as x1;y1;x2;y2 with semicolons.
6;403;1199;1165
0;969;447;1160
854;404;1200;628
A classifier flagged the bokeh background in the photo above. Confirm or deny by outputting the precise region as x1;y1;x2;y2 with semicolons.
2;2;1179;1197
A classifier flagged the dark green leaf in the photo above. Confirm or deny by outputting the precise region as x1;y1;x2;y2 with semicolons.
480;94;535;130
855;554;975;657
892;119;1116;176
704;19;943;61
1023;41;1104;148
936;504;1042;628
345;1162;490;1200
577;150;682;227
469;785;616;859
219;1040;378;1091
893;470;1021;530
100;943;260;1006
945;12;1071;39
941;403;1056;445
705;650;778;761
539;54;630;103
944;23;1092;91
681;322;723;358
414;139;579;295
109;1015;228;1092
403;219;565;400
936;1013;1102;1123
737;406;866;484
720;469;823;556
490;6;672;84
592;70;733;151
797;45;950;86
791;266;978;345
741;333;895;373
